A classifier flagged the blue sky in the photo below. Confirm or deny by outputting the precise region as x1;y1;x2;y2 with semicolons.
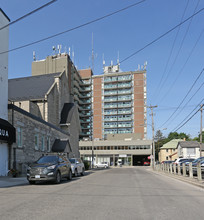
1;0;204;139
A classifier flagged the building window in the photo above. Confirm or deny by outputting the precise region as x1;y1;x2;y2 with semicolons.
47;136;51;152
166;149;168;153
187;148;196;156
166;157;168;160
17;127;22;147
34;134;39;150
41;135;45;151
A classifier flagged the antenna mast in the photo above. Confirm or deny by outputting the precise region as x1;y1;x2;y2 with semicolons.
92;32;94;73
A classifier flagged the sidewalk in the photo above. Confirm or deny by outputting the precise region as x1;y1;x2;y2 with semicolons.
0;176;28;188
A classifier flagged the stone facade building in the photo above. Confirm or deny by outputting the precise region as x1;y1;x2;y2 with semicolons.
8;62;80;174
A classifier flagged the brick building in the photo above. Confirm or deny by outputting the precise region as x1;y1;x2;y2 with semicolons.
31;52;150;166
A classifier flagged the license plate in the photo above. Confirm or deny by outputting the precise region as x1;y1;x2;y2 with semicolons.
35;175;40;178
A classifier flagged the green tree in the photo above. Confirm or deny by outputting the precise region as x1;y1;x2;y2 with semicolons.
155;130;167;160
193;131;204;143
167;132;190;141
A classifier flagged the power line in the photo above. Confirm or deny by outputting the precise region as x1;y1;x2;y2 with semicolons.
0;0;146;55
158;68;204;128
165;81;204;128
159;27;204;104
0;0;57;31
158;0;201;104
152;0;190;102
119;7;204;64
172;98;204;132
174;107;200;132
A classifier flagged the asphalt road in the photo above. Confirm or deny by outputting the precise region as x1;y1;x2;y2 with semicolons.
1;167;204;220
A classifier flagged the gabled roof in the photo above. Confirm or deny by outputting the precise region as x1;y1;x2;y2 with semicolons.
8;73;60;101
178;141;200;148
160;139;183;149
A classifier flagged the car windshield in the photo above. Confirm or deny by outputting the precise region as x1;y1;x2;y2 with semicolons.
69;158;76;164
37;156;58;164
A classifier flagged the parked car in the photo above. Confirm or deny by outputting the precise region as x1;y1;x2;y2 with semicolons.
69;158;85;177
161;160;174;164
27;154;72;184
185;157;204;174
143;161;150;166
179;158;195;173
180;158;195;166
173;158;190;165
95;162;109;168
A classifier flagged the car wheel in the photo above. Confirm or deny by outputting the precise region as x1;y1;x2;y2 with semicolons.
81;168;85;176
95;165;98;168
55;171;61;184
29;180;35;184
74;169;78;177
67;169;72;180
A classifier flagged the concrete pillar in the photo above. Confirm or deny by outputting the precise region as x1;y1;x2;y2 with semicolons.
170;163;173;174
178;164;181;176
173;164;176;174
189;162;193;179
113;154;115;167
197;162;202;181
182;163;186;176
167;164;170;173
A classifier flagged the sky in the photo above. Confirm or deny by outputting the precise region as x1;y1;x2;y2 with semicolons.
1;0;204;139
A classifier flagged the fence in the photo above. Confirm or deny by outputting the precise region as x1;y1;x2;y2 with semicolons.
155;162;204;182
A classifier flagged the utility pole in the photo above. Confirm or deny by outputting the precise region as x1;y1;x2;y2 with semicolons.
200;104;203;157
147;105;158;169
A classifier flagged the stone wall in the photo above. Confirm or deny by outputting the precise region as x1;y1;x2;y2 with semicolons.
8;106;70;174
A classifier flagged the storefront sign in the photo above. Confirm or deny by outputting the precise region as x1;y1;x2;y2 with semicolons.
119;154;127;158
0;118;16;143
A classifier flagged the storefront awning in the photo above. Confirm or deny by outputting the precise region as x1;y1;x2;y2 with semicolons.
0;118;16;144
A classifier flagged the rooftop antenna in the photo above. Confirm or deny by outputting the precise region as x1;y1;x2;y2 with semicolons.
102;54;105;67
33;51;36;61
72;46;74;63
92;32;94;73
57;45;62;54
117;51;120;65
52;46;56;54
68;47;71;56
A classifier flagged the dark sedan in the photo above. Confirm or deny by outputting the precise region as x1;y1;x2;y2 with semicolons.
27;154;72;184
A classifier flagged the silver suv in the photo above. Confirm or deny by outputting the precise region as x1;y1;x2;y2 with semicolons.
69;158;85;177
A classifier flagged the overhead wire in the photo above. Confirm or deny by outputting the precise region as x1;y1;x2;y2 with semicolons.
166;81;204;128
158;68;204;129
158;0;201;104
119;7;204;64
0;0;146;55
151;0;190;102
0;0;57;31
173;106;201;132
172;98;204;132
